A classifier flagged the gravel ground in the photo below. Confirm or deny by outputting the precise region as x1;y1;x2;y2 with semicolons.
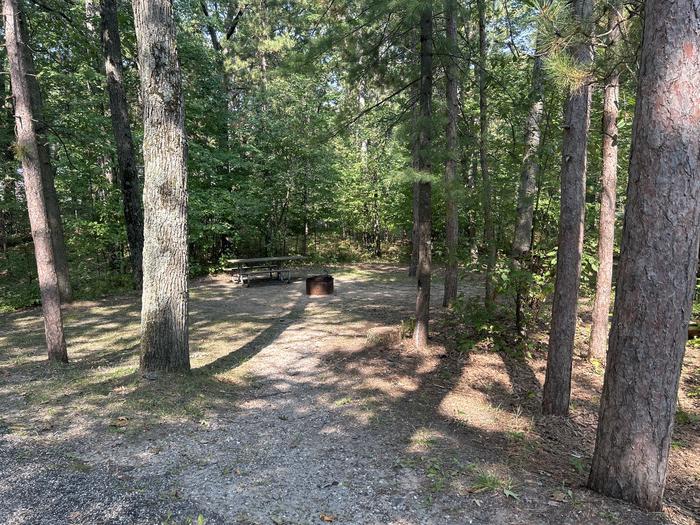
0;265;695;524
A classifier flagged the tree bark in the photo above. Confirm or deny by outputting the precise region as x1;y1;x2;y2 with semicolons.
133;0;190;373
512;40;545;331
409;96;419;278
409;183;419;277
587;4;623;360
101;0;145;287
4;0;67;362
588;0;700;510
17;7;72;302
542;0;593;416
478;0;495;309
442;0;459;308
413;5;433;349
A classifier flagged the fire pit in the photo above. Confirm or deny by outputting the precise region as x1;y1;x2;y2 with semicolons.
306;275;334;296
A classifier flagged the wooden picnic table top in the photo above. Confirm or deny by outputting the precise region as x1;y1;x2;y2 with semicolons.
225;255;306;265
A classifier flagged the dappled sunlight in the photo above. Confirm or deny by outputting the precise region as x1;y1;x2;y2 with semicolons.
0;265;696;524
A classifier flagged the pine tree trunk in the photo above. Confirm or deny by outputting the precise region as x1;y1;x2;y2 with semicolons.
133;0;190;373
101;0;145;287
4;0;67;362
588;0;700;509
442;0;459;308
19;17;72;302
542;0;593;416
478;0;495;309
587;4;622;360
413;5;433;349
512;42;544;331
41;162;71;301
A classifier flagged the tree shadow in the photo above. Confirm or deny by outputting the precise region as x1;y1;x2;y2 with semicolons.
0;267;695;524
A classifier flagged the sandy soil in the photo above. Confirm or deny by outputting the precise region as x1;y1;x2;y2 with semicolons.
0;265;698;524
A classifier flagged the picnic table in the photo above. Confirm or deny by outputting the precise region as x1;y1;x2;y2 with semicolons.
224;256;306;286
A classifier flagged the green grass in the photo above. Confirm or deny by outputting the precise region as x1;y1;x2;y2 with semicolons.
470;469;512;493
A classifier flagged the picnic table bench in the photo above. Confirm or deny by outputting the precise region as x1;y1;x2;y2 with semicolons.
224;256;306;286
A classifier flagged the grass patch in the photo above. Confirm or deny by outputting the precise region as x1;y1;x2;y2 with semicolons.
470;468;512;493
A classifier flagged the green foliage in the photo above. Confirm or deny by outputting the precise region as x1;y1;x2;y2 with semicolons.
449;296;536;359
0;0;640;312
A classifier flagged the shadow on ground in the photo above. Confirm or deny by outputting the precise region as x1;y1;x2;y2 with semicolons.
0;265;698;524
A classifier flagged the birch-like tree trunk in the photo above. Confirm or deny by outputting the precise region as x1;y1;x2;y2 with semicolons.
542;0;594;416
4;0;68;361
588;0;700;508
413;5;433;349
133;0;190;373
587;3;623;360
442;0;459;307
101;0;145;287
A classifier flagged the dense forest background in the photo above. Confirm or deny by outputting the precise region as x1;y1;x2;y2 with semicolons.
0;0;639;313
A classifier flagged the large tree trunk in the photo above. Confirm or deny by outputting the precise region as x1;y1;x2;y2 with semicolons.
542;0;594;416
4;0;67;362
133;0;190;373
101;0;145;287
413;5;433;349
588;0;700;510
478;0;495;309
512;40;544;331
587;4;623;360
442;0;459;308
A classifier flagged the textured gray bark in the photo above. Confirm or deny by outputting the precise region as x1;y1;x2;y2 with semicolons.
133;0;190;373
512;51;544;261
4;0;67;361
588;0;700;509
413;6;433;349
101;0;144;287
478;0;495;310
588;4;622;360
442;0;459;308
512;41;544;330
542;0;593;416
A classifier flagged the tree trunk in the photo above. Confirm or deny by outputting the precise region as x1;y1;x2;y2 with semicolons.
512;40;545;331
442;0;459;308
302;185;308;256
101;0;145;287
588;0;700;509
413;5;433;349
478;0;495;309
133;0;190;373
4;0;68;362
542;0;594;416
587;4;623;360
409;94;419;278
18;12;72;302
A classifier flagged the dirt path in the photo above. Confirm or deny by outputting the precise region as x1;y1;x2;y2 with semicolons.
0;265;697;524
